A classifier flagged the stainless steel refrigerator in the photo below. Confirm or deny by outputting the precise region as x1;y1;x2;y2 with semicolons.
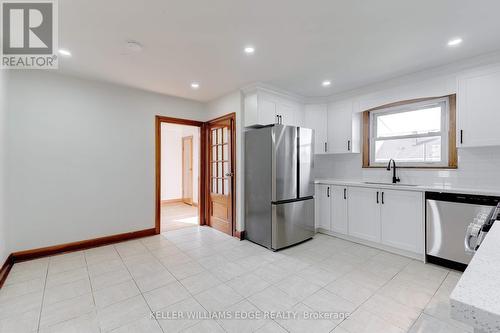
244;124;315;250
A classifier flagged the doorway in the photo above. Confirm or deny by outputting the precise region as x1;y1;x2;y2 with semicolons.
155;114;236;237
156;117;204;233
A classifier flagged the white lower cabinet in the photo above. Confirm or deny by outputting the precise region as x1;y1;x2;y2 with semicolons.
331;186;348;234
347;187;381;242
316;183;424;258
380;189;423;254
315;185;348;234
315;184;331;230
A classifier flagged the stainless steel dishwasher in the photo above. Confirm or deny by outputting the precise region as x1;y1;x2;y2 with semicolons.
426;192;500;270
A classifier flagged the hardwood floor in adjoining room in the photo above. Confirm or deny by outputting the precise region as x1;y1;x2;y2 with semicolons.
161;202;199;232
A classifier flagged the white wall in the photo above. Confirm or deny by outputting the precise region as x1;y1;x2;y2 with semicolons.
315;66;500;191
0;70;8;264
5;71;206;252
206;91;244;231
161;124;183;200
161;123;200;204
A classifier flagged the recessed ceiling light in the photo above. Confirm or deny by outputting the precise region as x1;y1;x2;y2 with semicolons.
244;46;255;54
447;38;463;47
58;49;71;57
190;82;200;89
322;80;332;87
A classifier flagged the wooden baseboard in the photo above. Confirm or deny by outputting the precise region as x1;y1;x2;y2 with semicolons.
234;230;245;240
11;228;156;263
0;254;14;288
161;199;183;204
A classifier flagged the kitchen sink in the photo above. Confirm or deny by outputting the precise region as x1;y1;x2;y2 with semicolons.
363;182;419;187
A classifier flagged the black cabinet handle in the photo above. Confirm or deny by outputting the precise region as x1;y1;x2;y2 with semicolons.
324;142;327;153
376;191;379;204
347;140;351;151
382;192;385;204
327;187;330;197
460;130;463;144
343;188;347;200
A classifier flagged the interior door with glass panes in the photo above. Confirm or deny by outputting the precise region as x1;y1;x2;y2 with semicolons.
207;117;234;235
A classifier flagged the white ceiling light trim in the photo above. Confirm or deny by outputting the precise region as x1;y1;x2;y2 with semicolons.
244;46;255;54
58;49;72;57
190;82;200;89
447;38;463;47
322;80;332;87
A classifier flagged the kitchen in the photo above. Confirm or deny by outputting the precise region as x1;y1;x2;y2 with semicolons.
242;60;500;332
2;1;500;332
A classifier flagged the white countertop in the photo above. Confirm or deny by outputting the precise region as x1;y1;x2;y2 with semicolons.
450;222;500;333
315;179;500;197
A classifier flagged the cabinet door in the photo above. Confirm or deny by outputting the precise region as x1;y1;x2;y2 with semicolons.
259;96;278;126
458;67;500;147
304;104;328;154
331;186;348;234
327;102;353;153
315;185;331;230
277;103;296;126
347;187;380;242
380;190;423;254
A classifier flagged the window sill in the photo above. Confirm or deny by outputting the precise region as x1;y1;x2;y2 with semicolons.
363;165;458;170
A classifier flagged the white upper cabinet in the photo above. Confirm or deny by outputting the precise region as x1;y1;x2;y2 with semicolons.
347;186;380;242
458;65;500;147
380;190;423;254
304;104;328;154
327;101;361;154
243;88;302;128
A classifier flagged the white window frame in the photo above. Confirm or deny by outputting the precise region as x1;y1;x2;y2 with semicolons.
369;97;450;167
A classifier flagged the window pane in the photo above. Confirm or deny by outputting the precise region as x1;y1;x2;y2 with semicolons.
217;128;223;144
376;106;442;138
223;144;228;160
218;162;222;177
375;136;442;163
217;145;222;161
211;163;216;177
218;179;223;194
211;129;217;144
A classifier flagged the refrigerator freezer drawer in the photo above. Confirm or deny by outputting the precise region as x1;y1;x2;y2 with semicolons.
272;198;315;250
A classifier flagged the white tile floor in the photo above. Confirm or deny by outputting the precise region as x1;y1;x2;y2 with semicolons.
0;226;472;333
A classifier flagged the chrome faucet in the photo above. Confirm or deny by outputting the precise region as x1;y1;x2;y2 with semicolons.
387;159;401;184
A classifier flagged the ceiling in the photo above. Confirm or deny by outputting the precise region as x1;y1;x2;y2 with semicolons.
58;0;500;101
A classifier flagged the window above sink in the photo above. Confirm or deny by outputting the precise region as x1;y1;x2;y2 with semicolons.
362;95;458;169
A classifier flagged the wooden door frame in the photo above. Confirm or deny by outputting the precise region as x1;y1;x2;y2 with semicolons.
155;116;206;234
204;113;237;237
181;135;194;205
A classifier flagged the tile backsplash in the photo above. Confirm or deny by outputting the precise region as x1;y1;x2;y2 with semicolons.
314;146;500;191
